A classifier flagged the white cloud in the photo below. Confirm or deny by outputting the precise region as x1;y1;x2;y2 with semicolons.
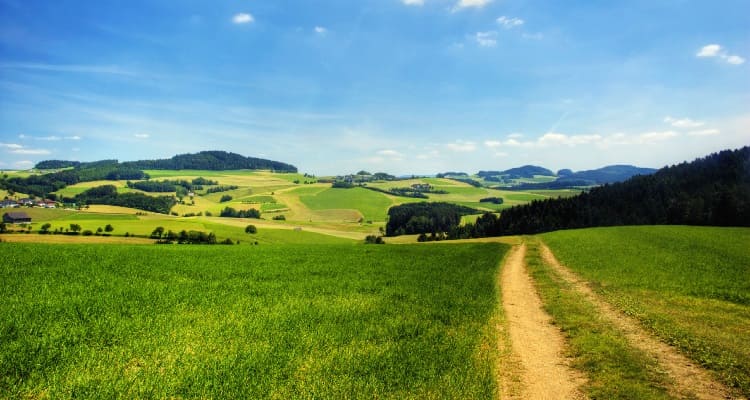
446;141;477;152
726;55;745;65
696;44;721;57
508;133;524;139
497;16;524;29
0;143;23;149
484;140;502;148
687;129;720;137
402;0;424;5
314;26;327;35
664;116;704;129
38;136;61;141
696;44;745;65
454;0;492;9
135;133;150;139
65;135;81;140
232;13;254;24
475;31;497;47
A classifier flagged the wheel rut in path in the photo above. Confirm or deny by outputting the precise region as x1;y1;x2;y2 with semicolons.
500;244;586;400
539;242;743;400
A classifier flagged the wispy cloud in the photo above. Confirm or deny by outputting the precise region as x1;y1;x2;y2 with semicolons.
232;13;254;24
134;133;150;139
474;31;497;47
0;62;137;76
687;129;720;136
485;130;681;149
11;148;52;155
696;44;745;65
0;143;23;149
497;16;524;29
402;0;424;5
314;26;327;35
454;0;492;10
664;116;704;129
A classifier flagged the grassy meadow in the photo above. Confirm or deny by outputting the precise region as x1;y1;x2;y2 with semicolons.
541;226;750;396
0;243;507;399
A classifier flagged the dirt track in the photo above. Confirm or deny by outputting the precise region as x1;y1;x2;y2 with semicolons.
539;242;741;400
500;244;586;399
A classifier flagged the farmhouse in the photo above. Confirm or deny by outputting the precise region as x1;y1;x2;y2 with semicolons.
3;211;32;224
1;200;18;208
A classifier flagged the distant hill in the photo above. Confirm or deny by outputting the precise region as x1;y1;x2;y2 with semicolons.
559;165;657;185
478;165;554;179
35;151;297;173
124;151;297;172
452;146;750;238
509;165;657;190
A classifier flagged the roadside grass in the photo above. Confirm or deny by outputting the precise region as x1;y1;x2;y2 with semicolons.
0;243;506;399
299;187;392;222
541;226;750;396
524;238;672;399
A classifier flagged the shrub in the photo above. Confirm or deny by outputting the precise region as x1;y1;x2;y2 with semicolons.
245;225;257;234
220;194;233;203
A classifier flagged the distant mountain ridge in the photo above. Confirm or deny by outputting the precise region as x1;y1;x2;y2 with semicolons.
36;151;297;172
480;164;657;189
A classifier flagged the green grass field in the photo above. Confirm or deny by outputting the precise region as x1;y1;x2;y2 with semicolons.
298;187;393;222
541;226;750;396
0;243;507;399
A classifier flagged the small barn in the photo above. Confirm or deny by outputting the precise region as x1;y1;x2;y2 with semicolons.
2;211;32;224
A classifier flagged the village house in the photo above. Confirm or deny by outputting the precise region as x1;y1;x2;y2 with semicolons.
2;211;32;224
1;200;19;208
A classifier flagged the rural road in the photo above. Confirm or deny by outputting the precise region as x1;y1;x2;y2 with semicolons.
500;244;586;400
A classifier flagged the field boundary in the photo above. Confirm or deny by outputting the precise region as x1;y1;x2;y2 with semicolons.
538;241;741;400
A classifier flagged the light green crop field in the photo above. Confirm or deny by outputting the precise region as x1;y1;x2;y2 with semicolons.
0;243;507;399
299;187;393;222
541;226;750;396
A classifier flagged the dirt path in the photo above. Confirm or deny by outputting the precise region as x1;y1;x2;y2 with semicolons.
539;242;742;400
500;244;586;399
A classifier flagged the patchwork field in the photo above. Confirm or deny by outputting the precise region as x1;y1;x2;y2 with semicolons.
0;243;507;399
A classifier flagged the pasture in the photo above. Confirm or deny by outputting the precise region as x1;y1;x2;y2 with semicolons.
541;226;750;396
0;243;507;399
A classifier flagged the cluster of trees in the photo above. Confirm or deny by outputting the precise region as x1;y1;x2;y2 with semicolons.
205;185;239;194
150;227;233;244
362;186;428;199
74;185;176;214
364;235;385;244
479;197;504;205
385;202;478;236
450;147;750;239
124;151;297;172
220;207;260;218
479;165;555;180
436;172;468;178
2;162;148;198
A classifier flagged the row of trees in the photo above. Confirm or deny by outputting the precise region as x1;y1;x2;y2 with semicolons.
220;207;260;218
75;185;176;214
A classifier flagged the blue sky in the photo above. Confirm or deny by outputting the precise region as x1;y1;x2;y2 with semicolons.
0;0;748;175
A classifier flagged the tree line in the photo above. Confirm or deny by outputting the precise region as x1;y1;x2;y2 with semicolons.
385;202;478;236
75;185;176;214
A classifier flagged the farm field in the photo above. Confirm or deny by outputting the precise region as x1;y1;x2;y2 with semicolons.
0;242;507;399
541;226;750;397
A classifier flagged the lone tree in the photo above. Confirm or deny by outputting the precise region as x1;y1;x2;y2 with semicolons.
245;225;257;234
151;226;165;238
69;224;82;234
40;223;52;234
104;224;114;233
